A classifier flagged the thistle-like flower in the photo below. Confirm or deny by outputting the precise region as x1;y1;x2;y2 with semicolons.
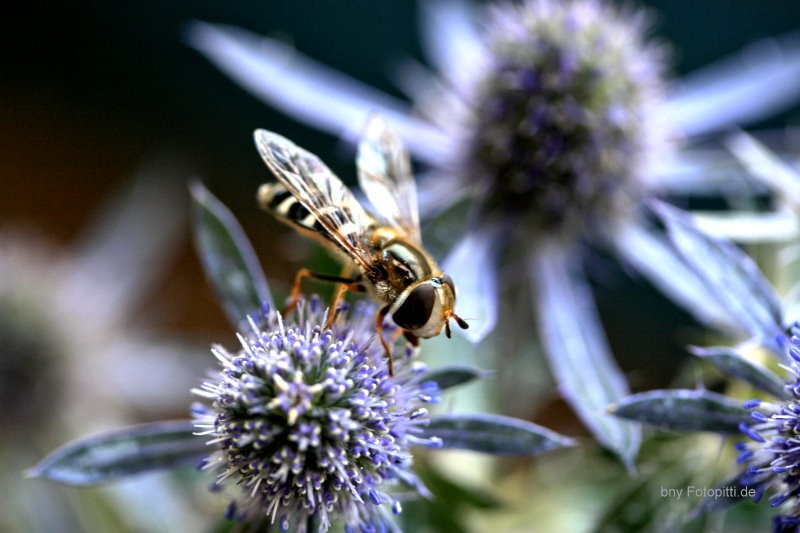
184;0;800;466
738;326;800;529
192;298;440;532
448;0;669;235
0;168;206;533
0;172;192;429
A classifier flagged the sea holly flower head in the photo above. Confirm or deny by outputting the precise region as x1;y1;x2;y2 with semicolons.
454;0;670;234
737;326;800;527
192;297;441;532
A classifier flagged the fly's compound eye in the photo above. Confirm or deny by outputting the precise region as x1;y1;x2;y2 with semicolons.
393;283;436;330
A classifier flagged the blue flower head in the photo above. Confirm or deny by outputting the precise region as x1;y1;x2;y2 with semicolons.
192;296;442;532
460;0;670;233
739;325;800;528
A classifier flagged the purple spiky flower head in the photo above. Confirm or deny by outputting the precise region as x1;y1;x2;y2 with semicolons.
456;0;671;235
738;325;800;530
191;297;442;532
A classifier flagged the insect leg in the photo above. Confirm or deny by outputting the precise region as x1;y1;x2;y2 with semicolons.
283;267;364;317
376;305;395;377
323;263;359;329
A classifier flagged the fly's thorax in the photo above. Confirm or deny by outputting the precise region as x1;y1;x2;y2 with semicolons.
366;227;437;298
364;226;456;337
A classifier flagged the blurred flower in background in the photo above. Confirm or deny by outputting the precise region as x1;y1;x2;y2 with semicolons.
1;158;207;532
184;0;800;467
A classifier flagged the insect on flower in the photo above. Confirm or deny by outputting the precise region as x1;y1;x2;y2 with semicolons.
254;116;468;375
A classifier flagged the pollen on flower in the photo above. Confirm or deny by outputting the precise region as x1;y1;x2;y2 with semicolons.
461;0;671;233
191;297;440;532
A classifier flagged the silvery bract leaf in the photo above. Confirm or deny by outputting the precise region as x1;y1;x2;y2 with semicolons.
26;421;204;486
66;160;186;326
531;241;641;468
419;0;487;90
690;345;788;399
725;131;800;205
442;225;500;343
422;365;490;391
690;208;799;243
611;221;740;330
663;33;800;137
609;389;749;434
419;414;575;455
654;202;785;356
190;181;272;328
647;146;755;195
183;21;451;165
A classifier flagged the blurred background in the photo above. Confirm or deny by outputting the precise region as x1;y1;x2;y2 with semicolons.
2;1;799;531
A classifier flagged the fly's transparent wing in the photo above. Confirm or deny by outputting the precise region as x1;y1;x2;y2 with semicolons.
253;129;374;271
357;115;421;242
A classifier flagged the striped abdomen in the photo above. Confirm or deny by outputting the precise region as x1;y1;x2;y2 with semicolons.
257;183;334;243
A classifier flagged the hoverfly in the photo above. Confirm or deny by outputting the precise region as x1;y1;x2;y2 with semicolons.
254;116;468;375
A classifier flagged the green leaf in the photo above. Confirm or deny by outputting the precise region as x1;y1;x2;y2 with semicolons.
423;365;489;391
654;202;784;357
416;463;501;510
691;345;788;399
190;181;271;328
420;413;576;455
609;389;749;434
398;460;501;533
27;420;205;486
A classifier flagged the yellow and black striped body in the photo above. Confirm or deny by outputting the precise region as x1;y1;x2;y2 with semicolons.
258;183;342;246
